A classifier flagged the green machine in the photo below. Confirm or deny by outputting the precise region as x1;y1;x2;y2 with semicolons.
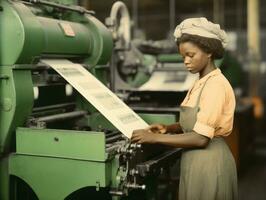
0;1;181;199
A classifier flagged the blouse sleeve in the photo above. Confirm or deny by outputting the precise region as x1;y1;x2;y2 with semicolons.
193;82;226;138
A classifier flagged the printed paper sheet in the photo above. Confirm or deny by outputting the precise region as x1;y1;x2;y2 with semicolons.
42;59;148;138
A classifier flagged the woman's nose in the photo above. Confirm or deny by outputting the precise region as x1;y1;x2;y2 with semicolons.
184;57;191;65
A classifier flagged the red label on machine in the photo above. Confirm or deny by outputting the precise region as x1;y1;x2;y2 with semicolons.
59;22;75;37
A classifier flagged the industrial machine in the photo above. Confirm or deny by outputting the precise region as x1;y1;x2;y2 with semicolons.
0;1;181;199
105;2;198;116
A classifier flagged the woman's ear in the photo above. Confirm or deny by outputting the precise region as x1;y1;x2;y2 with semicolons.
207;53;212;58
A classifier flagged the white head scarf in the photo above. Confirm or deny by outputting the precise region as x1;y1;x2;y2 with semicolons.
173;17;228;48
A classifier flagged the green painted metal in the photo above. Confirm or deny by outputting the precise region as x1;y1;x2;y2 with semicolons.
0;1;113;66
214;57;224;67
0;1;44;65
8;113;175;199
10;154;112;200
127;54;156;88
139;113;177;125
0;0;113;153
16;128;107;161
83;15;113;66
220;51;245;88
0;157;9;200
157;54;183;63
0;67;34;154
0;0;114;199
92;65;110;86
37;17;92;56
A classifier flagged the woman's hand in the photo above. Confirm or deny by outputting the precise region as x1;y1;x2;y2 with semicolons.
131;129;158;144
147;124;167;134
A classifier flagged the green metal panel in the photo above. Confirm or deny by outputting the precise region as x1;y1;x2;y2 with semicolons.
0;157;9;200
10;154;112;200
93;65;110;85
0;67;34;153
84;15;113;66
37;17;92;56
16;128;107;161
139;113;177;125
0;1;113;66
0;1;44;65
126;54;156;88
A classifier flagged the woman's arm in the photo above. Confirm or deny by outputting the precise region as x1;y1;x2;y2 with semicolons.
131;129;210;148
166;122;184;134
148;122;184;134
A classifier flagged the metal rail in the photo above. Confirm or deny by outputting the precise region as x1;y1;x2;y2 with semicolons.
36;110;87;123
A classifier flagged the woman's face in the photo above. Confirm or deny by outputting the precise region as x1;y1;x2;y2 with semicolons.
179;42;211;74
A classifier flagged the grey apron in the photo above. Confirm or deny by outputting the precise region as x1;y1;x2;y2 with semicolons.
178;78;238;200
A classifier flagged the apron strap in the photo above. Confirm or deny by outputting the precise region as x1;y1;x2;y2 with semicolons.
195;76;212;107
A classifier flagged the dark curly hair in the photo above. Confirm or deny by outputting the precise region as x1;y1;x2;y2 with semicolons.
176;33;225;59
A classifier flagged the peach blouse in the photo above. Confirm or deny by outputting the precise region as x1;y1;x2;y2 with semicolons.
181;68;236;139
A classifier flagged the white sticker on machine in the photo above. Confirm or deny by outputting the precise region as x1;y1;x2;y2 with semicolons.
41;59;148;138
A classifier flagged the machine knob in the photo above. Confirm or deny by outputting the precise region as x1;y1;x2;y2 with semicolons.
126;183;146;190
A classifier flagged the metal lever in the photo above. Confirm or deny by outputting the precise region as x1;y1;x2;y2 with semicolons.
126;183;146;190
23;0;95;15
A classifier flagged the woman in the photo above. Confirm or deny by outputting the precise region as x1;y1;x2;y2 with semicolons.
131;17;238;200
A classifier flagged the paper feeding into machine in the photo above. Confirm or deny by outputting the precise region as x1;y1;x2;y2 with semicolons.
42;59;148;138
